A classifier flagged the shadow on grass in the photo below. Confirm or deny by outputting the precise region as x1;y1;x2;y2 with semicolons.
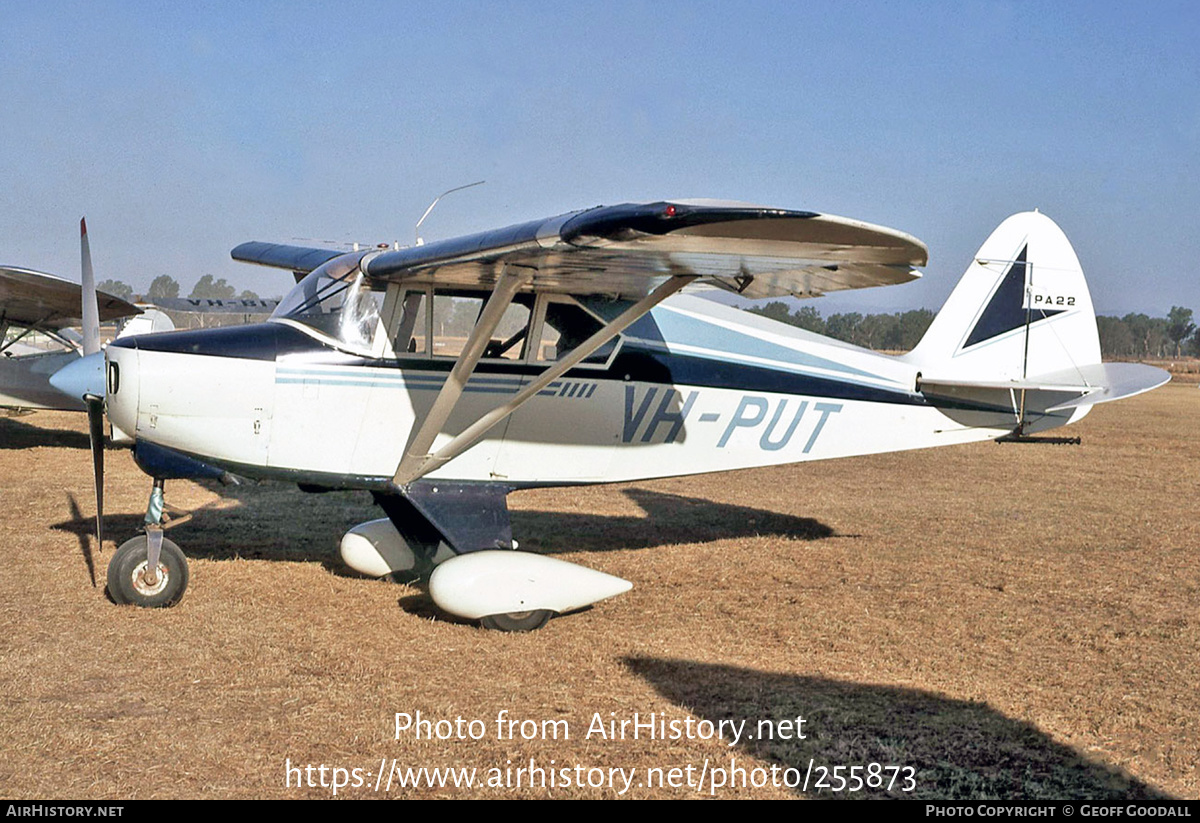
0;416;90;450
52;486;835;576
50;486;375;565
514;488;833;554
626;657;1172;800
64;493;98;587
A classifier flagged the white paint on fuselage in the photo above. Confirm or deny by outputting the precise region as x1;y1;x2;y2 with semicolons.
111;348;1020;487
108;344;275;469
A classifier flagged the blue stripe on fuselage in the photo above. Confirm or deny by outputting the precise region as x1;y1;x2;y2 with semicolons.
643;305;887;382
120;315;942;408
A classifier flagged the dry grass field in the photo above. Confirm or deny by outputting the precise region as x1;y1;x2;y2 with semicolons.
0;381;1195;799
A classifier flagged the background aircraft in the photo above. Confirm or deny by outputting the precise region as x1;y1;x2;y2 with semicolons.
91;202;1168;630
3;220;282;412
0;232;140;413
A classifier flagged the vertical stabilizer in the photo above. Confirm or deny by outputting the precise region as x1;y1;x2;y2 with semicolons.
905;212;1100;383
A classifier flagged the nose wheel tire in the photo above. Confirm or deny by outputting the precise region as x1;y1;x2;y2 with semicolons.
106;534;189;608
479;609;553;632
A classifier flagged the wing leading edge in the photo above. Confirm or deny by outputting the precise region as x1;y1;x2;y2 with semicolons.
0;266;140;329
229;242;346;279
232;201;928;300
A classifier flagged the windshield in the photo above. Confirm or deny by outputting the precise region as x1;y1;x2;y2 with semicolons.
271;254;384;353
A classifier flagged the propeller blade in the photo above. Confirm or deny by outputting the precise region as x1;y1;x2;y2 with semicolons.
85;394;105;552
80;217;101;357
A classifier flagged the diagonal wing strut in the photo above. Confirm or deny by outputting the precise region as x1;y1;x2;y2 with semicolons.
390;272;696;488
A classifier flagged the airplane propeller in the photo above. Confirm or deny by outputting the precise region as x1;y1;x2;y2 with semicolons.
85;393;105;551
79;218;101;357
80;217;104;551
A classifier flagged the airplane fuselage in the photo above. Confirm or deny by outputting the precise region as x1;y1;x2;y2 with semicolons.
105;293;1065;489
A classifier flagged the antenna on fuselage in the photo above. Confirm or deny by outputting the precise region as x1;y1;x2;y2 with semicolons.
415;180;485;247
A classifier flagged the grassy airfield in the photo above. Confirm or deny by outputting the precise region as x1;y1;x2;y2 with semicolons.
0;377;1195;799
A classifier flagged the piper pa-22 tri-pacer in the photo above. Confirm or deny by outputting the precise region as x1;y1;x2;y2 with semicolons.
87;201;1167;630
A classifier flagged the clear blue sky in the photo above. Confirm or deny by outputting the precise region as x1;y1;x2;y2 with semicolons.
1;1;1196;316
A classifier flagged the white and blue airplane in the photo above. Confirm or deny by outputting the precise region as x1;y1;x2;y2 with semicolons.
90;202;1168;630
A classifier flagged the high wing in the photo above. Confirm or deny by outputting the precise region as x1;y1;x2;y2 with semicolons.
228;243;346;281
231;200;928;487
0;265;140;330
232;201;927;299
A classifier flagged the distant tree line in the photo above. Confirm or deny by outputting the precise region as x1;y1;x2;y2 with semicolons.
97;274;262;302
747;302;1200;358
747;303;936;352
1096;307;1197;358
95;275;1200;359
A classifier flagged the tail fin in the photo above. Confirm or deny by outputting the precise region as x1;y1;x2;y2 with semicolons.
905;212;1167;430
906;211;1100;380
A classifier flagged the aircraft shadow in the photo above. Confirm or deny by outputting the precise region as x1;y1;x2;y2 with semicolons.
51;488;375;564
513;488;833;554
50;487;834;590
0;416;90;450
625;657;1172;800
63;493;98;588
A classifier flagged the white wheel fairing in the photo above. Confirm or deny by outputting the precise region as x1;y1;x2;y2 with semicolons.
340;518;454;577
429;551;632;620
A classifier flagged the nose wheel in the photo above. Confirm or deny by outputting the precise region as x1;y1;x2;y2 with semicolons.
105;478;190;608
106;532;189;608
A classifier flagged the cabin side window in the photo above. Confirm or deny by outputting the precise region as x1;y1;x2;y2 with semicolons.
392;288;428;355
533;295;619;367
385;287;618;368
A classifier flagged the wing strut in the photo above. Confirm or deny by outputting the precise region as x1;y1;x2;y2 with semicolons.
391;273;696;488
394;266;529;483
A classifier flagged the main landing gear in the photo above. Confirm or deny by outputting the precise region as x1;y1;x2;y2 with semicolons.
106;478;191;608
479;610;553;633
345;490;634;632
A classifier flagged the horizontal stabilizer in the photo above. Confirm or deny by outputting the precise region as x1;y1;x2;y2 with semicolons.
1040;363;1171;411
921;363;1170;411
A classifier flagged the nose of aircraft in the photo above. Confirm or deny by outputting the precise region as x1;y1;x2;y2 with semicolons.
102;324;285;466
49;351;106;401
104;341;140;440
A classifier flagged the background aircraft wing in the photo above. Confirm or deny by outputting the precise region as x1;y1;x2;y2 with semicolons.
0;265;140;329
229;242;346;281
355;200;927;300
